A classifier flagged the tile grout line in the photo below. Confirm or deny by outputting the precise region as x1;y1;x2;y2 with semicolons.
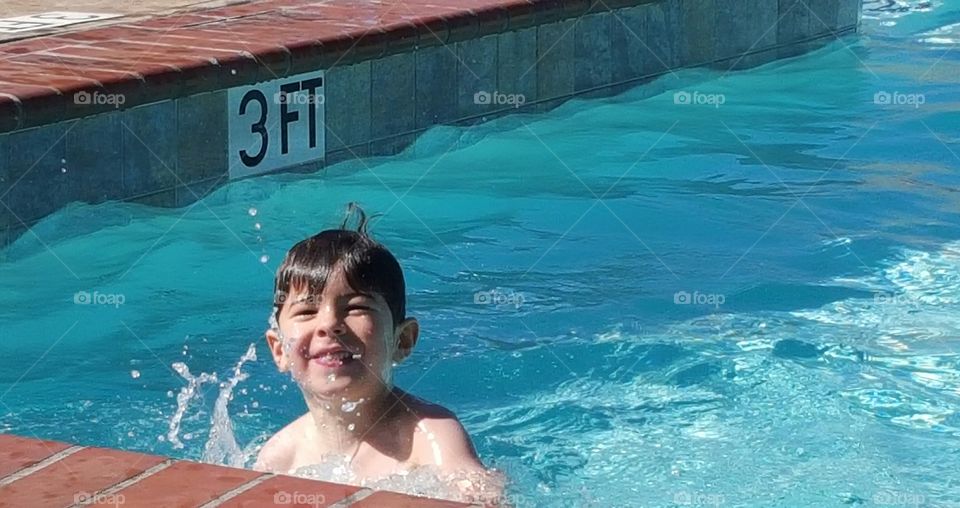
0;445;84;487
68;458;175;507
198;472;275;508
328;487;375;507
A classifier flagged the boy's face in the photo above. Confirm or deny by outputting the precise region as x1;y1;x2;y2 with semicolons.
265;268;419;404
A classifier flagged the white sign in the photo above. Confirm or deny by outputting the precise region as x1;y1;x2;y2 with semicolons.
228;70;326;179
0;12;120;33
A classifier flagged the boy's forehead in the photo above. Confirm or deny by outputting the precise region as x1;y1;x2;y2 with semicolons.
283;276;384;304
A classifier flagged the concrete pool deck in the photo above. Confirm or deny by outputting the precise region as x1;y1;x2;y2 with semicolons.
0;433;478;507
0;0;863;249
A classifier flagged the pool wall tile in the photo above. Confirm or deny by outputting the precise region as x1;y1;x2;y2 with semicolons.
370;132;418;157
497;27;538;105
838;0;862;30
325;61;372;152
67;112;124;204
610;6;648;84
416;46;460;130
807;0;841;36
177;91;228;185
0;123;70;226
457;34;500;120
680;0;716;65
122;100;178;199
713;0;779;62
778;0;813;46
536;18;577;105
574;12;613;92
370;52;416;141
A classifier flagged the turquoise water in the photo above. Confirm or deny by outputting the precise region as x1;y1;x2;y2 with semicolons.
2;1;960;506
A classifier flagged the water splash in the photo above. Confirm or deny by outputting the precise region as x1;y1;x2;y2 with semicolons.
202;343;258;467
166;363;218;449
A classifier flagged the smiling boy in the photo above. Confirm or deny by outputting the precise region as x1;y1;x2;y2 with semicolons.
254;208;500;500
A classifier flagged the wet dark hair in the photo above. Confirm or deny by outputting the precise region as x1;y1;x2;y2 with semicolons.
271;204;406;327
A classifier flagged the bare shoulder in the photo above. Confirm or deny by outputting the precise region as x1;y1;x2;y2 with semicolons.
396;392;485;474
253;415;308;473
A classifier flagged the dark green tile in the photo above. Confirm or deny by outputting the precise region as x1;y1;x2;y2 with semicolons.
1;123;71;225
497;28;537;106
371;53;416;140
67;112;124;204
178;91;228;185
458;35;499;119
123;100;178;198
537;19;577;102
574;12;613;92
415;46;459;128
325;61;372;151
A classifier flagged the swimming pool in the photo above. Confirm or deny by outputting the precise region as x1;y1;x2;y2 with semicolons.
2;0;959;505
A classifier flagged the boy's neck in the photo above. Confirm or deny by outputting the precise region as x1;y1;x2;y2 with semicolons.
302;386;405;455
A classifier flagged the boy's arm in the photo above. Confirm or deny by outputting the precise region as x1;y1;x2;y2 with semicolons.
416;417;507;504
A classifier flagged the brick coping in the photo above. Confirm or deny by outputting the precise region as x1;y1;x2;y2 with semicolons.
0;433;477;507
0;0;656;134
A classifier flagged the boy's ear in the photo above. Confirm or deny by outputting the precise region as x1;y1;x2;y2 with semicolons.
265;328;289;372
392;318;420;363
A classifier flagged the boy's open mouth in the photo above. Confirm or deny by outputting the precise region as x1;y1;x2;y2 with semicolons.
310;350;359;368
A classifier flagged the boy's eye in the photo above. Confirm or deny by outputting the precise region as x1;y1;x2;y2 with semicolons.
292;307;317;318
346;304;371;313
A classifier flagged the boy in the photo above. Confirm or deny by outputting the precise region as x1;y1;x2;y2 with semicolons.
255;207;501;501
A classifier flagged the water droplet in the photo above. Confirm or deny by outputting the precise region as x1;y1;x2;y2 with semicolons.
254;222;261;230
60;167;66;173
130;370;141;379
60;158;66;164
127;431;134;437
157;435;165;442
166;390;174;398
260;255;270;264
347;423;355;431
327;373;337;383
183;433;193;440
252;401;259;408
248;207;258;216
231;69;237;75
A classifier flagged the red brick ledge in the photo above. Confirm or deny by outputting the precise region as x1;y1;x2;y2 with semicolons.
0;0;651;134
0;433;475;507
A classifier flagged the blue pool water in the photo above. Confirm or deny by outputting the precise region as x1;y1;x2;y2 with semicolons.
2;1;960;506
